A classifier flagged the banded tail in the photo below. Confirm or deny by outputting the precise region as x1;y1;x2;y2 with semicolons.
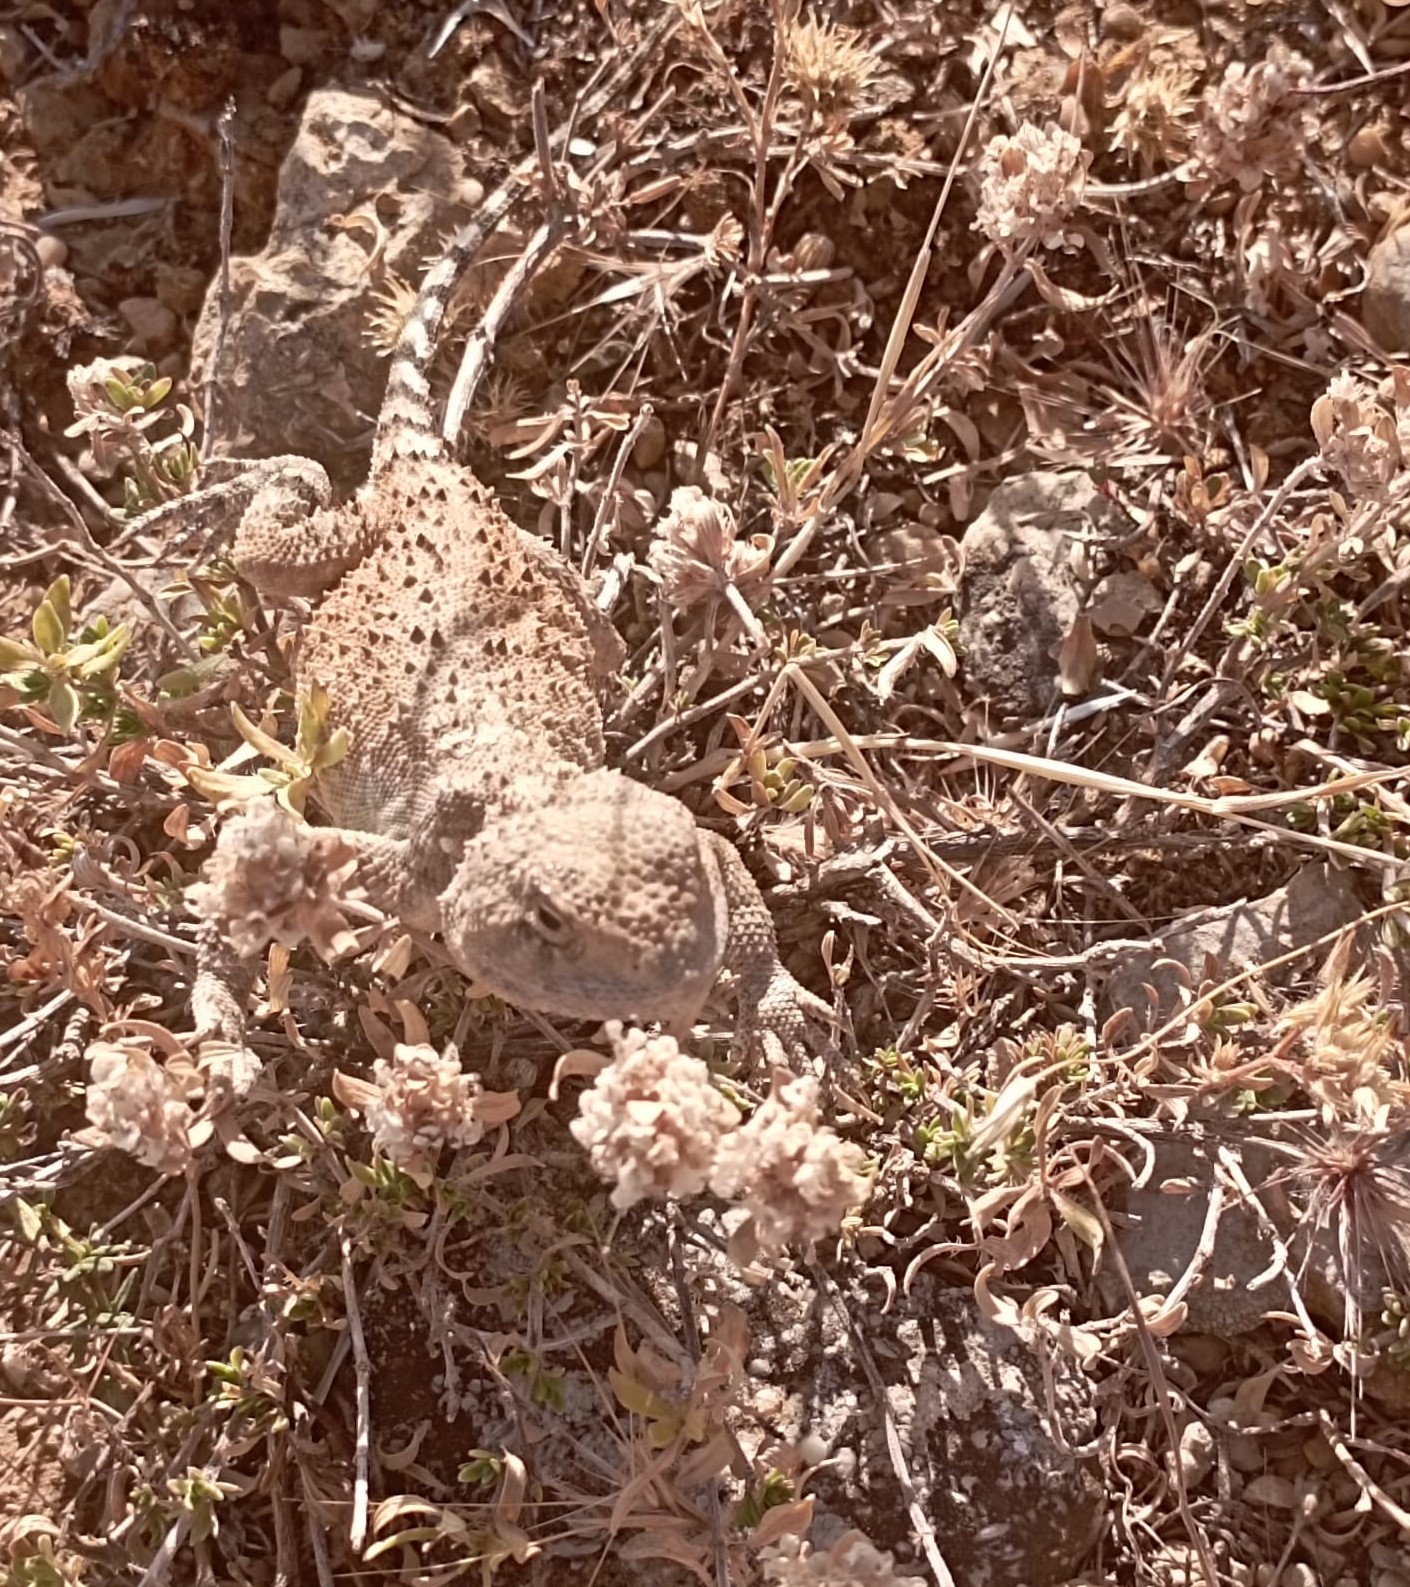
370;12;677;477
371;174;530;473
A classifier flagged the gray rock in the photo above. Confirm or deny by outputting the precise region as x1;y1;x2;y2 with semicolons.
958;471;1128;719
189;87;481;489
1105;862;1367;1026
760;1276;1104;1587
1363;223;1410;354
1100;1132;1289;1336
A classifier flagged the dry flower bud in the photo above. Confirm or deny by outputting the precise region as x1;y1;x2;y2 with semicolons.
1184;46;1311;195
570;1023;741;1209
1311;372;1404;501
975;122;1090;252
710;1069;871;1251
189;798;361;960
647;486;774;608
784;19;879;124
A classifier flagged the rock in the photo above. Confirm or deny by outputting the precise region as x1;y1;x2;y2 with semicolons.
188;87;480;490
278;25;329;66
1363;224;1410;354
153;262;207;319
118;295;176;352
1105;862;1366;1026
958;471;1128;718
769;1277;1105;1587
1100;1131;1289;1336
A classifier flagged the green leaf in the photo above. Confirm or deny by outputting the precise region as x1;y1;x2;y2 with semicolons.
13;1197;43;1243
0;635;40;670
68;624;130;680
1052;1190;1103;1256
32;598;65;656
45;575;72;636
104;374;137;411
144;375;173;406
48;677;80;733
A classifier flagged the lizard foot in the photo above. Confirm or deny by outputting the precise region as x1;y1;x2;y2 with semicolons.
699;832;838;1064
731;962;838;1067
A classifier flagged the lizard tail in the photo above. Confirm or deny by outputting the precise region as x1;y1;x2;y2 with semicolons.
372;173;528;473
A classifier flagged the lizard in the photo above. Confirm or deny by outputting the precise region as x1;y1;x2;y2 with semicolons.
188;141;831;1061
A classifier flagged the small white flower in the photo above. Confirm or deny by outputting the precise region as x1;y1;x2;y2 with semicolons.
84;1041;194;1176
975;123;1089;252
570;1023;741;1209
710;1069;870;1251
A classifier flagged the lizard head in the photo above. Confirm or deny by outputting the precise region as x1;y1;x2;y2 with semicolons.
440;771;728;1026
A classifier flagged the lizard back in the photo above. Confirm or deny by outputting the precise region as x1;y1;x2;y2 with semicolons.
301;457;606;840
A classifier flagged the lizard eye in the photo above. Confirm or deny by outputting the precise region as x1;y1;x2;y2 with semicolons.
529;897;570;944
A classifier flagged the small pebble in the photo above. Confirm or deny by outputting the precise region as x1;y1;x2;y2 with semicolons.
631;414;666;472
1243;1472;1296;1508
1349;124;1391;168
792;232;835;271
1363;223;1410;353
1280;1566;1317;1587
34;233;67;269
267;67;303;111
119;296;176;350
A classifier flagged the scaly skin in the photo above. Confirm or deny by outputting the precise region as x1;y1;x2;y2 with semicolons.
191;162;830;1058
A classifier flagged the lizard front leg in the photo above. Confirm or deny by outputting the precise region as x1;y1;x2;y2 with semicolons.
698;831;836;1062
128;455;332;570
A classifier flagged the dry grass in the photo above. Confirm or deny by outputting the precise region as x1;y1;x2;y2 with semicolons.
4;1;1410;1585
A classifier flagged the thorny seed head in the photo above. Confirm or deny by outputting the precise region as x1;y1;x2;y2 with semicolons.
784;18;880;126
1106;307;1223;458
1289;1124;1410;1341
364;271;418;354
974;122;1090;253
1109;59;1198;168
